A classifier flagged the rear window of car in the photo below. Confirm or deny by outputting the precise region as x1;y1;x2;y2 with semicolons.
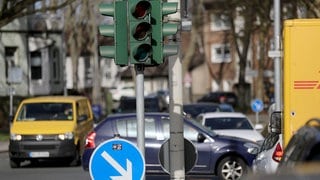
161;119;201;142
115;117;157;139
259;133;280;152
204;117;253;130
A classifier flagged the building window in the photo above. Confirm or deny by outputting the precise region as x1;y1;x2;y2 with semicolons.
5;47;18;80
30;51;42;80
211;44;231;63
210;14;230;31
52;48;60;80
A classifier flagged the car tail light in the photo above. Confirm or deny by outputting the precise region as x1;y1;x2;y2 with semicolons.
85;131;96;149
272;143;283;162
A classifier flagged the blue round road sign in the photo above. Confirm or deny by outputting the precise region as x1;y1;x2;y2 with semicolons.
89;138;145;180
251;99;264;113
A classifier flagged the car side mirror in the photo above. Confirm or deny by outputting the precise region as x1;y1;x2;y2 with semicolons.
270;111;281;133
197;133;206;143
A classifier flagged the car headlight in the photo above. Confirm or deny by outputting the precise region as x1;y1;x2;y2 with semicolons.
244;142;260;155
58;132;74;140
10;134;22;141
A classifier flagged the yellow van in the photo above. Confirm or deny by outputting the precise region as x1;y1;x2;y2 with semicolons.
9;96;94;168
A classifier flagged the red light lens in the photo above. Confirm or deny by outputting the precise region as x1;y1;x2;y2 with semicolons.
132;1;151;19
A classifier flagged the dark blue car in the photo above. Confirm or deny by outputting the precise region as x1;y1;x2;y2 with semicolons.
82;113;259;179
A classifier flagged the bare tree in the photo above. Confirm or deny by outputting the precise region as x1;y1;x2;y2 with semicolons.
183;0;320;111
0;0;75;28
211;0;320;111
64;0;103;105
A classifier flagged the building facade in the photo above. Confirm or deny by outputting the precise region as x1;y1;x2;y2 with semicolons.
0;14;65;97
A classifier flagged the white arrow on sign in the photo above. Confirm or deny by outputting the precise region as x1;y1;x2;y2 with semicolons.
101;151;132;180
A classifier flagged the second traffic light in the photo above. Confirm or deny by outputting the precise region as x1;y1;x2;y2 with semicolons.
151;0;178;64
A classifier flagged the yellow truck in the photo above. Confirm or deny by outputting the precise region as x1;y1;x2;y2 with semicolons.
9;96;94;168
283;19;320;147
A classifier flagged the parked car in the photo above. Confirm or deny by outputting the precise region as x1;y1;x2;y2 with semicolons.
109;85;135;102
278;118;320;170
250;118;320;179
197;91;238;107
9;96;94;168
252;133;283;174
82;113;260;180
196;112;264;143
252;111;283;174
114;95;167;113
218;103;235;112
183;102;221;119
148;89;170;107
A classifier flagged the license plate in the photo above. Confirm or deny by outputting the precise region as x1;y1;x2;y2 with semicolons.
29;152;50;157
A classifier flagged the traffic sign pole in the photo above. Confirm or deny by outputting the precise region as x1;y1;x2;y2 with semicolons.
168;0;185;179
135;64;145;180
251;99;264;125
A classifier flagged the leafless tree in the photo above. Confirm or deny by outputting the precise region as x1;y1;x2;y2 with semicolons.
64;0;103;105
186;0;320;111
0;0;76;28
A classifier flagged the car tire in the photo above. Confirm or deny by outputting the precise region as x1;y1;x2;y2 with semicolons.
217;156;247;180
69;148;81;166
10;158;21;168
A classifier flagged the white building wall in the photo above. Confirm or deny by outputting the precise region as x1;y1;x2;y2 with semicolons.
0;21;30;96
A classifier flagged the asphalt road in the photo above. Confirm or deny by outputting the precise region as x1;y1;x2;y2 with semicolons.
0;152;219;180
0;152;91;180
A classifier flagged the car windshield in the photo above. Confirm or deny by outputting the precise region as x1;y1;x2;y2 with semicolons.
204;117;253;130
17;103;73;121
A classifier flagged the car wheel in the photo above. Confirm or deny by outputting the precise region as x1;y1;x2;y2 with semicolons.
69;148;81;166
217;156;247;180
10;158;21;168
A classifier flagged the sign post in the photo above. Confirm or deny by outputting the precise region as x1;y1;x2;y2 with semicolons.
251;99;264;125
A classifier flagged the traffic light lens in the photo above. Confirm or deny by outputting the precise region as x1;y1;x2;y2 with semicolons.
134;44;152;62
133;22;151;40
132;1;151;19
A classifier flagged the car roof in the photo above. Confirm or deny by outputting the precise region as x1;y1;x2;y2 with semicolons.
21;96;88;103
108;112;169;118
199;112;247;118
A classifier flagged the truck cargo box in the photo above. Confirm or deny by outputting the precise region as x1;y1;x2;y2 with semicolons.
283;19;320;146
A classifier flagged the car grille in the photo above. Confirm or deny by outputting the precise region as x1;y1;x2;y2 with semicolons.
21;135;58;141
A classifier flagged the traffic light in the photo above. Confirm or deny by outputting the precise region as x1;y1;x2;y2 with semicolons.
99;1;128;66
128;0;153;65
150;0;178;64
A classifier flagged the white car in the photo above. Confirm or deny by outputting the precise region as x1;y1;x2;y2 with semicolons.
252;132;283;174
196;112;264;143
252;111;283;174
109;86;135;101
